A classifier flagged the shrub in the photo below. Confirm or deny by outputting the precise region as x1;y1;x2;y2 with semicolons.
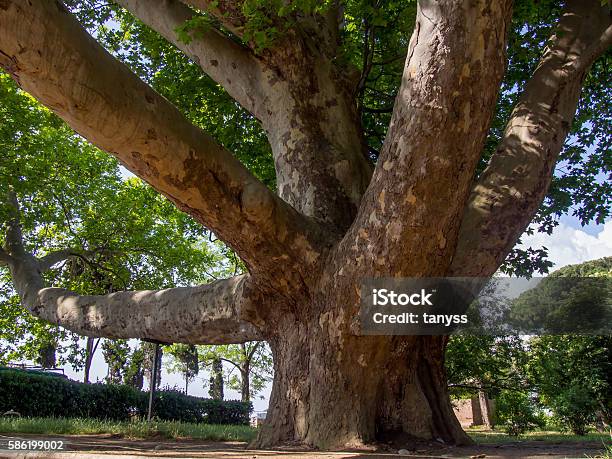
496;390;544;436
203;399;251;425
550;385;596;436
0;368;251;424
152;389;203;423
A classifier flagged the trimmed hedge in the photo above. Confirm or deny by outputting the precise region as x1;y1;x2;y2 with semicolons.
0;368;251;424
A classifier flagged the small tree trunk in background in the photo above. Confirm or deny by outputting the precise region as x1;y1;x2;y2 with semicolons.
478;389;494;429
154;346;162;389
84;337;93;383
83;337;98;383
241;364;250;402
144;344;163;390
37;343;56;369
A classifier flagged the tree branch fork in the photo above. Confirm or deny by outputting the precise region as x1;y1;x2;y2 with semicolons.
0;0;610;344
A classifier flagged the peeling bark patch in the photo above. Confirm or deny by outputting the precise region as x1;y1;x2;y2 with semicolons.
0;49;19;78
405;189;417;205
240;182;274;224
146;128;157;141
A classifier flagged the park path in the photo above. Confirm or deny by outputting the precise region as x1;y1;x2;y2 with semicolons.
0;433;607;459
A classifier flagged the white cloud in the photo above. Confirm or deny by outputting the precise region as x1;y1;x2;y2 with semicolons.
519;220;612;270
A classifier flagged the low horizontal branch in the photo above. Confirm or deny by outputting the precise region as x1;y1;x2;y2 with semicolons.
2;190;263;344
11;251;262;343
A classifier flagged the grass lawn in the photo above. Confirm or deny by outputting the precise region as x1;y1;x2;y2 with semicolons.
467;426;611;444
0;417;257;442
1;418;610;450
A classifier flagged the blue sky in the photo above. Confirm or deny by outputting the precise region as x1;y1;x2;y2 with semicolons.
519;215;611;269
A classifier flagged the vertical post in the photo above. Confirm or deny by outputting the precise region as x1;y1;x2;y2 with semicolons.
147;343;160;422
478;388;494;430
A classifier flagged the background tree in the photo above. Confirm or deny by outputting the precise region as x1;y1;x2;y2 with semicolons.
199;342;273;402
522;258;611;435
509;258;611;334
101;339;130;384
495;390;544;436
142;342;164;391
0;0;610;448
528;335;611;435
447;257;612;436
208;357;224;401
123;342;146;390
166;343;200;394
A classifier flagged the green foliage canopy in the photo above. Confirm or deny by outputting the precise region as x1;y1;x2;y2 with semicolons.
0;71;235;367
64;0;611;276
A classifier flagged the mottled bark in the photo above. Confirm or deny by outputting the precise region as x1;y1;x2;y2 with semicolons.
335;0;513;278
260;325;468;448
259;34;373;230
123;0;372;230
450;0;612;277
0;0;329;290
0;0;610;450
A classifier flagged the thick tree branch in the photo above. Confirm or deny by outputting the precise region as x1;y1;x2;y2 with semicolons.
450;0;612;277
116;0;272;122
0;0;329;287
176;1;373;232
1;191;261;344
334;0;513;278
37;249;81;272
12;258;262;343
180;0;246;37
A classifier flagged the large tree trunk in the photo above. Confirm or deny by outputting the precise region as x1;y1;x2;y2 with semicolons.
258;315;468;448
1;0;610;451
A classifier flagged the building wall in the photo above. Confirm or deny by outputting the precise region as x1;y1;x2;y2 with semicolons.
452;396;495;427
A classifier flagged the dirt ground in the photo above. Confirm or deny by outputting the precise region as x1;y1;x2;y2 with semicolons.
0;433;608;459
